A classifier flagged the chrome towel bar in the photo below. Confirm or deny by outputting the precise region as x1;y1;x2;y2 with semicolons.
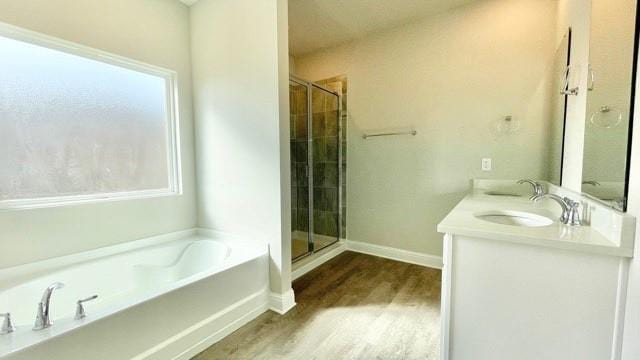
362;130;417;139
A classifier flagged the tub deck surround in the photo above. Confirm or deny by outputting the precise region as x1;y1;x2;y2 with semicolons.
437;179;635;257
0;229;268;359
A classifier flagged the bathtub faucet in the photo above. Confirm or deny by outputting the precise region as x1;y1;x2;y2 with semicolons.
33;282;65;330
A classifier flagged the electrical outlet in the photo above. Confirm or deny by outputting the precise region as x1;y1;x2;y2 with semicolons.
482;158;492;171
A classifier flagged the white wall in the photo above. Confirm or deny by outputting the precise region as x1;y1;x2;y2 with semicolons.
190;0;292;294
0;0;197;269
294;0;557;257
556;0;592;191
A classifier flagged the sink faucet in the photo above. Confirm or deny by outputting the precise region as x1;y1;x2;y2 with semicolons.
531;193;581;226
517;179;545;199
33;282;64;330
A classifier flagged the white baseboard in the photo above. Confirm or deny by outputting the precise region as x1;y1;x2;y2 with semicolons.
269;288;296;315
133;289;269;360
346;240;443;269
292;241;347;280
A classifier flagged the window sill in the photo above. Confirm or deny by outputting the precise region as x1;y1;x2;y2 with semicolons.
0;189;182;211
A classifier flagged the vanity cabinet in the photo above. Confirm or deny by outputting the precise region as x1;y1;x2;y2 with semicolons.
437;182;634;360
440;234;628;360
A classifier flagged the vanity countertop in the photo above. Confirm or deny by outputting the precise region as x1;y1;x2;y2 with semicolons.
437;189;634;258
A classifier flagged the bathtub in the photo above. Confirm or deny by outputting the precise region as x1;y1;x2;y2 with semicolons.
0;229;269;359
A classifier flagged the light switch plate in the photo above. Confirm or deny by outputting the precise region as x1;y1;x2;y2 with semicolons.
482;158;492;171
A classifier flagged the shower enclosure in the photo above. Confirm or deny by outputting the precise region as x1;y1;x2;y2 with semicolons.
289;76;342;261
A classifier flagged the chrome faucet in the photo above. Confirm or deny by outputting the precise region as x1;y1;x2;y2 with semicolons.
531;193;581;226
0;313;15;334
74;295;99;320
517;179;545;199
33;282;64;330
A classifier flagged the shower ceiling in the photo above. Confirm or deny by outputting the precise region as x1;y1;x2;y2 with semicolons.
289;0;478;56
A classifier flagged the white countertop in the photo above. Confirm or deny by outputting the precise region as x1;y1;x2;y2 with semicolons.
437;189;633;258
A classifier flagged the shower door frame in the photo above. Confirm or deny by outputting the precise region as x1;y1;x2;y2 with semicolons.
290;75;343;262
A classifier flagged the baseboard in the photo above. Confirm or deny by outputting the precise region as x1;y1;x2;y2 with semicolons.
292;241;347;280
346;240;443;269
133;288;269;360
269;288;296;315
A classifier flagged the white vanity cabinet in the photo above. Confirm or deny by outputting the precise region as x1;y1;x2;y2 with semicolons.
440;234;628;360
438;186;635;360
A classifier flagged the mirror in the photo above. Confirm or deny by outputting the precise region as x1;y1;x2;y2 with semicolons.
549;29;572;186
581;0;638;210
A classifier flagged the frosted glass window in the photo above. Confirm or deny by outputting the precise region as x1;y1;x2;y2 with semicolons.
0;32;180;208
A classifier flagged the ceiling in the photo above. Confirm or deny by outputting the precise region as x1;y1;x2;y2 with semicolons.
180;0;478;56
289;0;477;56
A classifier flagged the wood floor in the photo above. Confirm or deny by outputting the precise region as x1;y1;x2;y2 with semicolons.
193;251;442;360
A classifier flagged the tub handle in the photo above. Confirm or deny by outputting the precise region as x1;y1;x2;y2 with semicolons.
0;313;15;335
75;295;98;320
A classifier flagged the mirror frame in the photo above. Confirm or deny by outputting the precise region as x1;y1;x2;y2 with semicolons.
621;0;640;211
561;3;640;211
559;28;572;187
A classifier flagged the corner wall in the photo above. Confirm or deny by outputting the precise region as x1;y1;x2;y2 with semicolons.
293;0;557;257
190;0;292;295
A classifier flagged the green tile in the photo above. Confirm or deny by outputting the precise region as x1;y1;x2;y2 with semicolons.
314;211;338;237
296;114;308;139
312;188;338;212
312;112;325;137
298;186;309;208
325;111;338;137
294;141;307;163
325;137;339;161
297;208;309;232
326;94;338;112
313;138;326;162
291;185;297;205
296;164;307;187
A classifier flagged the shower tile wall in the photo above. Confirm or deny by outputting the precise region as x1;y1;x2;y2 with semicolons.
311;87;339;239
312;76;347;238
290;84;308;237
290;76;347;250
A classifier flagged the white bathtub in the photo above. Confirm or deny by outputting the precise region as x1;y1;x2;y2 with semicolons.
0;229;269;359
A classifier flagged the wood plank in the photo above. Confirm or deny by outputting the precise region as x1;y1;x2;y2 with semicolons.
193;251;441;360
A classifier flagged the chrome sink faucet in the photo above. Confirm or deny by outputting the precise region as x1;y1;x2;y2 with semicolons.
33;282;64;330
531;193;581;226
517;179;545;199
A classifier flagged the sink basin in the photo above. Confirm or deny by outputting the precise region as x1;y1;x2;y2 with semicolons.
474;210;553;227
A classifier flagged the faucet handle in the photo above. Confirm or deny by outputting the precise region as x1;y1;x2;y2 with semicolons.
0;313;15;335
563;197;582;226
75;295;98;320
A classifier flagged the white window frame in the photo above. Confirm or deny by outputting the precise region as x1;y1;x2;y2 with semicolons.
0;22;182;210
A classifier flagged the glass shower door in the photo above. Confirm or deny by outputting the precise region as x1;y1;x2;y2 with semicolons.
290;77;341;262
290;80;311;260
310;86;340;252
